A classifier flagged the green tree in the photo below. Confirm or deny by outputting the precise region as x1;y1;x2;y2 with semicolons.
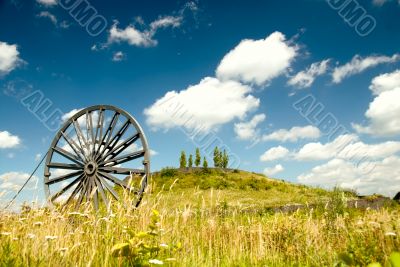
188;154;193;168
179;151;187;168
195;148;201;167
203;156;208;169
222;150;229;168
213;147;221;168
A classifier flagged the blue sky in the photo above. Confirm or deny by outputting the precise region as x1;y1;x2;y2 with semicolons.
1;0;400;207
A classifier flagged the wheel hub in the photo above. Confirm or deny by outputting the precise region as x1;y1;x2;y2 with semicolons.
84;161;98;176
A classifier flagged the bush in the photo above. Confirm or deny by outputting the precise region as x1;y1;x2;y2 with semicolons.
160;167;178;177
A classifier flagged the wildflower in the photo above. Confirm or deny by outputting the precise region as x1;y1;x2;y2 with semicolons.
45;235;58;240
159;243;168;248
27;233;36;239
149;259;164;265
385;232;397;236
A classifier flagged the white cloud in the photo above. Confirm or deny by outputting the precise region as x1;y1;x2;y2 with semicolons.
287;59;330;88
369;69;400;95
108;23;155;47
37;11;57;25
144;77;259;132
294;134;400;161
260;146;289;162
36;0;57;6
353;70;400;137
0;41;22;76
298;156;400;197
112;51;125;62
150;149;158;156
216;32;298;86
108;15;182;48
234;114;266;141
263;164;284;176
62;108;83;122
332;54;399;83
353;87;400;137
262;125;321;143
0;172;38;192
0;131;21;149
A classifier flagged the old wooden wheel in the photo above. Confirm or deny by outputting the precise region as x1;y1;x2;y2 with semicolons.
44;105;150;210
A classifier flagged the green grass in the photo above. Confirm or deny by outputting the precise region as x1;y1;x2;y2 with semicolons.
0;169;398;266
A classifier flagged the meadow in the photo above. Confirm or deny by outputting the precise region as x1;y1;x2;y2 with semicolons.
0;169;399;266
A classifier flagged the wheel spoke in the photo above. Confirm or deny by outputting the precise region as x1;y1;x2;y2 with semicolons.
95;112;119;158
52;146;84;166
94;175;109;209
98;171;135;192
50;174;83;202
101;150;145;167
65;179;85;205
87;111;95;155
96;119;131;161
46;170;83;185
73;119;90;159
48;162;82;170
76;176;89;208
99;133;140;163
61;131;86;162
98;166;145;175
93;109;105;156
98;175;120;201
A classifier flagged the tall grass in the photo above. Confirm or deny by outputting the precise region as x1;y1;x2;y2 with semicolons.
0;185;399;266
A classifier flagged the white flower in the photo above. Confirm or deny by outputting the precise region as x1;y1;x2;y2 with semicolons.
45;235;58;240
159;243;168;248
385;232;397;236
149;259;164;265
27;233;36;239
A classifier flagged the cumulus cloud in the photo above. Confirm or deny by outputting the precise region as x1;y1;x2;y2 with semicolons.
353;70;400;137
369;70;400;95
287;59;330;88
298;156;400;197
0;172;38;192
36;0;57;6
332;54;399;83
234;114;266;141
62;108;83;122
144;77;259;132
0;131;21;149
262;125;321;143
108;15;182;47
294;134;400;161
0;41;22;76
263;164;284;176
260;146;289;162
216;32;298;86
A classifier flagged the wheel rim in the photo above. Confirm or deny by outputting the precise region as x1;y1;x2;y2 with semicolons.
44;105;150;210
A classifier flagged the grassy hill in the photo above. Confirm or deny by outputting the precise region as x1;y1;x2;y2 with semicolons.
149;168;341;211
0;168;399;266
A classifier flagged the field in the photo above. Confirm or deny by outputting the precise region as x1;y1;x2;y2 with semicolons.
0;169;399;266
